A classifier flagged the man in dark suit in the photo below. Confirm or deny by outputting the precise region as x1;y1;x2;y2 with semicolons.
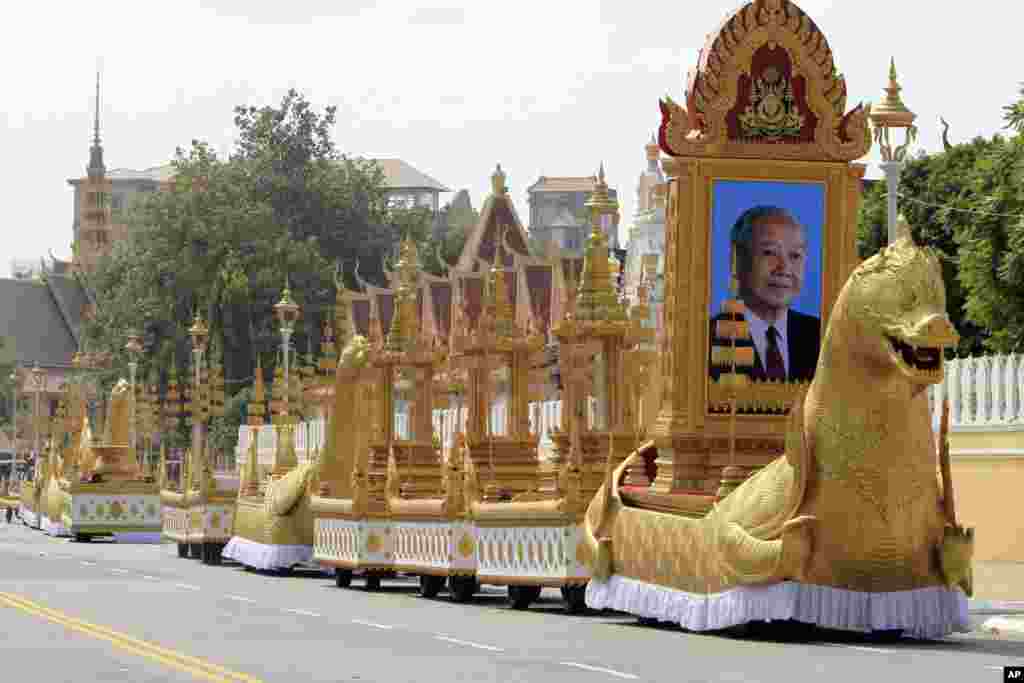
709;205;820;382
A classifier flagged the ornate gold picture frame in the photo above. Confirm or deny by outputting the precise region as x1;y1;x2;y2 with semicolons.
659;157;863;435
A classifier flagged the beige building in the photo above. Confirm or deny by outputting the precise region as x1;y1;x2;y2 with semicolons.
527;172;620;252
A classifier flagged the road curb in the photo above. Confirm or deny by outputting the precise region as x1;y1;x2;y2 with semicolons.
969;599;1024;614
980;616;1024;636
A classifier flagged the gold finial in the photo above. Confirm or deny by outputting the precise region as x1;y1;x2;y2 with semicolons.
386;235;420;352
491;164;507;196
869;57;918;162
574;167;626;322
486;225;515;336
645;134;659;161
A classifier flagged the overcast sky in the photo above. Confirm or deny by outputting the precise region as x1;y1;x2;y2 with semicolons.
4;0;1021;274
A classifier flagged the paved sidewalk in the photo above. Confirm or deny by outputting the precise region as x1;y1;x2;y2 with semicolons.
970;561;1024;637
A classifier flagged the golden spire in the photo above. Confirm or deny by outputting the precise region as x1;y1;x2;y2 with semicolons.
870;57;916;129
645;133;659;161
484;225;516;337
244;431;261;496
386;234;420;353
157;440;166;490
333;261;353;348
575;167;627;323
491;163;507;197
251;356;266;414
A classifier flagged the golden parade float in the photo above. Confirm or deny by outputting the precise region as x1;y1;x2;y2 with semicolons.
580;0;972;639
222;286;323;572
161;315;239;564
312;166;555;594
458;169;655;611
0;477;18;518
312;232;456;592
54;368;161;543
314;165;657;610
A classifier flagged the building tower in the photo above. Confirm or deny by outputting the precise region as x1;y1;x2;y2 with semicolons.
72;72;113;275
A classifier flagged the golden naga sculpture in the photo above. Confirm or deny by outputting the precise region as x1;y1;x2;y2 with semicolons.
223;353;322;572
582;232;972;638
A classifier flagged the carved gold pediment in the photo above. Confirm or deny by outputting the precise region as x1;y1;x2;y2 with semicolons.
659;0;871;162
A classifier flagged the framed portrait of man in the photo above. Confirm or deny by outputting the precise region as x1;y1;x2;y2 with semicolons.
707;179;825;393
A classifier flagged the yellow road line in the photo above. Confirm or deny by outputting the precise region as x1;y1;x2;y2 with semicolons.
0;592;263;683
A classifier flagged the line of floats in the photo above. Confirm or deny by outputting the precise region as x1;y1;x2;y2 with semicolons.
11;165;658;616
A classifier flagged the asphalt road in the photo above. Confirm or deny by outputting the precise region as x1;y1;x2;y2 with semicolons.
1;520;1022;683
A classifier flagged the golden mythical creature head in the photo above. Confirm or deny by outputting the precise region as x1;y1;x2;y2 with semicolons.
836;221;958;385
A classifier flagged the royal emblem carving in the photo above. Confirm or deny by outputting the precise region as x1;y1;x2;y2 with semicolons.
739;66;804;139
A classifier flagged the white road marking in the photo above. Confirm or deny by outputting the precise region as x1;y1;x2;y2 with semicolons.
141;575;160;581
174;583;200;591
351;619;393;630
434;636;505;652
109;568;129;575
80;561;96;566
561;662;638;680
225;595;256;603
829;644;890;655
283;608;322;618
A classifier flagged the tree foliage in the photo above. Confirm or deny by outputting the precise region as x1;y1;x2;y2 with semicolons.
952;134;1024;353
82;89;421;401
858;84;1024;355
857;138;1002;355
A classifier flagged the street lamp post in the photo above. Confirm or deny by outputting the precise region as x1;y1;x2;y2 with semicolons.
869;58;917;245
9;368;17;480
273;281;300;420
273;282;300;478
125;331;143;467
30;363;45;478
188;311;210;483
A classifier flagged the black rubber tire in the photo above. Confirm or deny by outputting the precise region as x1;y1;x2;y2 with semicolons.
508;585;542;610
562;584;588;614
448;575;477;603
364;574;382;591
419;575;445;598
74;533;91;543
335;569;353;588
637;616;660;627
189;543;202;560
177;543;188;558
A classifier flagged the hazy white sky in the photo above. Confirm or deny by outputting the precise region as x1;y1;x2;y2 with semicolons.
3;0;1021;273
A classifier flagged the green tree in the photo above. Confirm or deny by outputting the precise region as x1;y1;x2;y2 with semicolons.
84;140;332;395
231;89;395;288
952;133;1024;353
1004;82;1024;134
857;137;1003;355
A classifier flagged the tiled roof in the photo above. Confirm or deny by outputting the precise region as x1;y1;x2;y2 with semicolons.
106;165;176;181
45;273;89;346
527;176;599;193
67;164;175;185
0;278;78;369
370;159;451;192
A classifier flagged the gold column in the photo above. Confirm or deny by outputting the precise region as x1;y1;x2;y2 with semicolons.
651;158;698;494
